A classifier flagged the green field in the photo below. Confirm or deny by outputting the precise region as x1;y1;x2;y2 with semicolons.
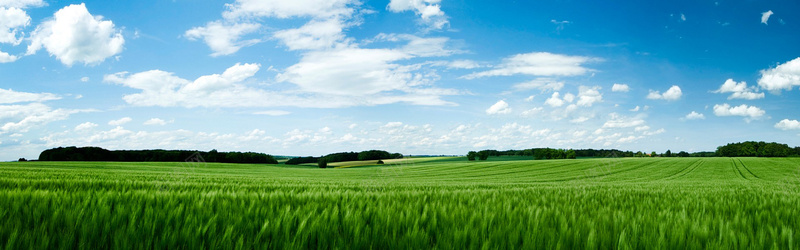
2;157;800;249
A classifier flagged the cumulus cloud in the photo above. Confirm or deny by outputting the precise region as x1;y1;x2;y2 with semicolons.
185;21;261;56
143;118;170;126
683;111;705;120
0;88;59;104
463;52;599;79
0;103;85;134
0;6;29;45
713;79;764;100
576;86;602;107
109;62;457;108
74;122;97;131
611;83;630;92
775;119;800;130
513;78;564;92
108;117;132;126
647;85;682;101
761;10;773;25
486;100;511;115
0;4;35;63
713;103;765;120
190;0;358;55
27;4;124;66
544;92;571;107
758;57;800;93
387;0;448;30
445;59;480;69
602;113;646;128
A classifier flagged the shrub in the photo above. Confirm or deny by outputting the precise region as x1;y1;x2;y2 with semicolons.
377;160;384;165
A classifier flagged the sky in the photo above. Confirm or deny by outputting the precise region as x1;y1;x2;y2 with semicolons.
1;0;800;160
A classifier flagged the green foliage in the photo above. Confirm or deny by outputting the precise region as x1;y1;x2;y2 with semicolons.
17;158;26;162
377;160;384;165
318;158;328;168
38;146;278;164
651;151;657;157
358;150;392;161
665;150;672;157
467;151;477;161
285;156;320;165
1;158;799;249
477;150;490;160
717;141;796;157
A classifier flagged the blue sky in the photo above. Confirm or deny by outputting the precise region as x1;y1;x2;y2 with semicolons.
1;0;800;160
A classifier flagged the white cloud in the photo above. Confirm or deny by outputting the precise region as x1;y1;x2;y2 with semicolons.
629;106;640;112
603;113;646;128
446;59;480;69
761;10;773;25
387;0;449;30
254;110;291;116
513;78;564;92
486;100;511;115
0;6;29;45
0;50;17;63
775;119;800;130
680;13;686;21
27;4;124;66
109;62;457;108
463;52;599;79
0;88;59;104
758;57;800;93
576;86;602;107
642;128;665;136
520;107;543;117
713;79;764;100
190;0;358;55
185;21;261;57
373;33;459;57
647;85;682;101
108;117;132;126
611;83;630;92
222;0;356;20
277;48;457;103
713;103;765;120
0;103;84;133
683;111;705;120
544;92;567;107
0;0;45;8
273;18;345;51
143;118;169;126
80;77;89;82
74;122;97;131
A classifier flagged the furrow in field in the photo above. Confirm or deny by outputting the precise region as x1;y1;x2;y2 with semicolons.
664;159;704;180
731;158;748;180
736;158;761;180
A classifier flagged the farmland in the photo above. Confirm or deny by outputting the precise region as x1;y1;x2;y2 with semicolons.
1;157;799;249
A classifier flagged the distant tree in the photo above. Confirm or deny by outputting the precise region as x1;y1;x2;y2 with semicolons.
665;150;672;157
377;160;384;165
635;151;644;157
318;158;328;168
566;150;576;159
477;150;490;161
651;151;657;157
678;151;690;157
18;158;27;162
467;151;477;161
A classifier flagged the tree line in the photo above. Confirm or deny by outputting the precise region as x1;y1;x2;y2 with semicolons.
284;150;403;165
716;141;800;157
38;147;279;164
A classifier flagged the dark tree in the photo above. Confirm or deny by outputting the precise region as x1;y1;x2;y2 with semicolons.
318;158;328;168
477;150;490;160
18;158;27;162
665;150;672;157
377;160;384;165
677;151;690;157
467;151;477;161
